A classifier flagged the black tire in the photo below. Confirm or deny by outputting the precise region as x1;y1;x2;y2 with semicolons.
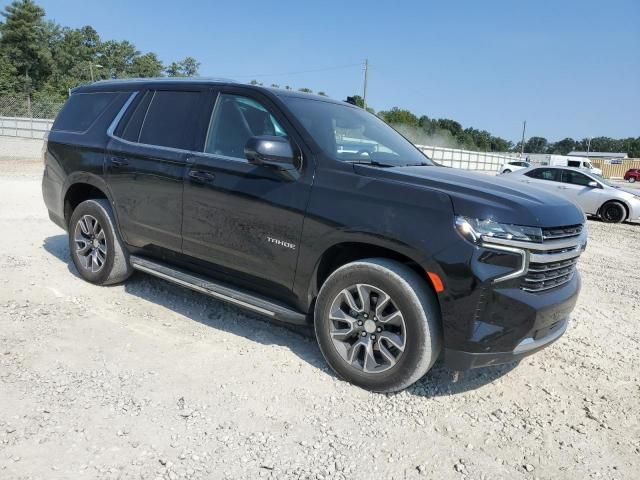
314;258;441;392
502;169;512;174
68;199;133;285
600;201;626;224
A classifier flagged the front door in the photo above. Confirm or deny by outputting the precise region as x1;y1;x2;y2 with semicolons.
182;90;313;294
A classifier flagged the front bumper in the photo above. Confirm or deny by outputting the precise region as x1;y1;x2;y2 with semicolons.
434;226;585;370
444;315;569;369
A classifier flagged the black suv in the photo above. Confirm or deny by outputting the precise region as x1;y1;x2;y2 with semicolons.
42;78;587;392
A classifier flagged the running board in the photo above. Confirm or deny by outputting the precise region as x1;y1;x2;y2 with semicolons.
129;255;307;325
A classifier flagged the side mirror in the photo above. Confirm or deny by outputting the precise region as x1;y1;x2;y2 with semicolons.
245;136;295;169
587;181;599;188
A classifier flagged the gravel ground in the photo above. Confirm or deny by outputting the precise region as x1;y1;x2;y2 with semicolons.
1;159;639;480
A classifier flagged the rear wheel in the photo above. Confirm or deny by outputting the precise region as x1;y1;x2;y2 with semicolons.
68;199;133;285
314;258;441;392
600;201;626;224
502;169;512;174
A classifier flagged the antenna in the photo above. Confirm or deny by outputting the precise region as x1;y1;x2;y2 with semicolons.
363;59;369;109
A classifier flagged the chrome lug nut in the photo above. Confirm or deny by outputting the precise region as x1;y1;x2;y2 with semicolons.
361;332;367;337
357;320;363;326
363;313;369;319
376;327;382;332
371;334;376;340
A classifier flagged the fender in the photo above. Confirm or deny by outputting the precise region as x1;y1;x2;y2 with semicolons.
61;171;124;237
298;229;447;312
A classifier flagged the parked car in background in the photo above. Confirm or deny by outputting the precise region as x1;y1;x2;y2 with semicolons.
498;160;530;174
507;166;640;223
624;168;640;183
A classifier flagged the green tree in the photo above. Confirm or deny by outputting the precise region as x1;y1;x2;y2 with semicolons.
549;137;576;154
298;87;313;93
524;136;548;153
317;91;327;96
130;52;163;77
0;0;52;92
378;107;419;127
98;40;138;78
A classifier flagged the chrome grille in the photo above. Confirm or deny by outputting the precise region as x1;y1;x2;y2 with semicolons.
484;223;586;293
542;224;583;240
522;225;585;292
521;257;579;292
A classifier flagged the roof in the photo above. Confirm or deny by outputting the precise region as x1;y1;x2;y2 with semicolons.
568;151;628;158
73;77;348;105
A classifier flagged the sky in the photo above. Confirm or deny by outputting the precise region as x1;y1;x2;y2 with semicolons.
5;0;639;142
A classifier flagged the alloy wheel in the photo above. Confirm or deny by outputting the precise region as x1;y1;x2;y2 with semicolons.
73;214;107;273
328;284;406;374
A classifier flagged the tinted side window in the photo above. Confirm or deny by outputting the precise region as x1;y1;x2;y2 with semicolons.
115;91;153;142
562;170;592;186
525;168;560;181
204;94;287;158
53;92;117;132
138;91;202;150
567;160;581;167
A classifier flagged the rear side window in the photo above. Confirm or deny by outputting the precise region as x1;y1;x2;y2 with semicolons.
115;91;153;143
567;160;581;168
53;92;117;132
137;90;201;150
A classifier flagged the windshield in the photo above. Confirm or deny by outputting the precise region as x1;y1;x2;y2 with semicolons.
281;96;434;167
591;173;614;187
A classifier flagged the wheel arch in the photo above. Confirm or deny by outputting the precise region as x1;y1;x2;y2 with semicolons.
307;241;443;313
597;198;630;221
62;173;114;227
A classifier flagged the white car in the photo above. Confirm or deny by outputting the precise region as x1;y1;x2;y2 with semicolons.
498;160;531;174
506;166;640;223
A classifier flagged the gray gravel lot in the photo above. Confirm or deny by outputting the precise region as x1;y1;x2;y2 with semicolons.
1;159;639;480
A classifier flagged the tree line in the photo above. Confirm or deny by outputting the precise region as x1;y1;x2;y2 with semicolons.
0;0;200;104
1;0;638;157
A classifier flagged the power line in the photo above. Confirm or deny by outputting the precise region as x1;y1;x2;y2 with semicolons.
222;62;363;79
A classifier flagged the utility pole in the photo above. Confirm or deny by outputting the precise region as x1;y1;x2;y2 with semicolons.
586;137;592;158
520;120;527;157
363;59;368;110
90;62;94;82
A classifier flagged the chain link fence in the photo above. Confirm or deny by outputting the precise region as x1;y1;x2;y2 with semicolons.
0;94;64;139
0;94;64;119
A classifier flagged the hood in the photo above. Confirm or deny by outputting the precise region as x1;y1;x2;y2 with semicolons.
354;165;585;227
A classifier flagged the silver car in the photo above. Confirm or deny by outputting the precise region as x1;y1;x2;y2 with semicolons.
505;166;640;224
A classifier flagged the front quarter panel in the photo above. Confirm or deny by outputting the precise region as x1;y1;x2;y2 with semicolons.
293;162;459;308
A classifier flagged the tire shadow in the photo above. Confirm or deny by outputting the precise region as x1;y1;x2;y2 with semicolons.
43;233;520;393
42;234;328;375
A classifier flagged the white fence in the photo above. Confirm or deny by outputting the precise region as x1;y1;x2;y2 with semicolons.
0;116;53;139
416;144;520;172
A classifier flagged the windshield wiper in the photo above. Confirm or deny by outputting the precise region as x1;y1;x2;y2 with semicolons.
401;162;431;167
345;159;395;168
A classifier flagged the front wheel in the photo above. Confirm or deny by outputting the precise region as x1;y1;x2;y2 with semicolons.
68;199;133;285
314;258;441;392
502;169;512;174
629;177;636;183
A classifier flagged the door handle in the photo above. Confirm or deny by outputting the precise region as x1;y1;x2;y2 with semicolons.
188;170;216;183
111;156;128;167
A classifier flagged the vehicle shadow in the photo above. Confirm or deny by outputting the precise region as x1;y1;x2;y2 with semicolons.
43;232;519;397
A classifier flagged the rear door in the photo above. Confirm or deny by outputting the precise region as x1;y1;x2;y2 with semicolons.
106;88;209;251
522;167;562;188
181;88;313;295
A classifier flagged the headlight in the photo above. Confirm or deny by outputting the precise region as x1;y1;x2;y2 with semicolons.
455;216;543;244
